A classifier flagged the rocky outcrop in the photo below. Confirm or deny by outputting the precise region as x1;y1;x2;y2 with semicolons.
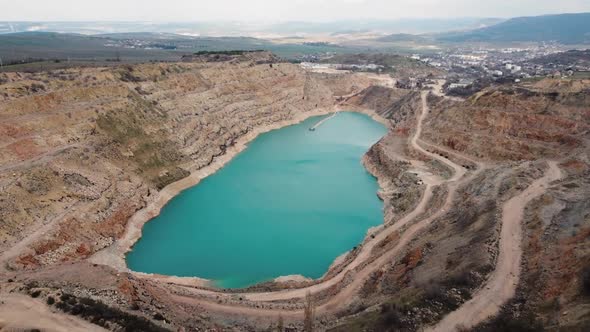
421;80;590;161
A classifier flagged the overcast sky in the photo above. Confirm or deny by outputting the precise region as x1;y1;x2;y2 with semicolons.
1;0;589;21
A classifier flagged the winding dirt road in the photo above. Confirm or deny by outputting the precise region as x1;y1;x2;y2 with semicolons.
415;93;467;182
170;91;562;331
429;161;562;332
168;91;477;319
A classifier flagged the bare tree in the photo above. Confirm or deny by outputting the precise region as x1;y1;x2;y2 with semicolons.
303;292;315;332
277;314;284;332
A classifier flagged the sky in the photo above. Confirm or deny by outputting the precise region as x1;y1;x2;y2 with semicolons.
1;0;589;22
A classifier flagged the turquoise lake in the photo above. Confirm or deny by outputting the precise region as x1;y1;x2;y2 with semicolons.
126;112;388;288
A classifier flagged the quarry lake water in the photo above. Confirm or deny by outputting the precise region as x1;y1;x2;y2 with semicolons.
126;112;388;288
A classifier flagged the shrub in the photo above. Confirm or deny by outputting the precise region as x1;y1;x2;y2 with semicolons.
119;65;143;82
423;283;460;310
54;293;169;332
47;296;55;305
25;281;39;289
379;304;401;327
29;83;46;92
447;270;474;288
130;301;140;310
478;311;544;332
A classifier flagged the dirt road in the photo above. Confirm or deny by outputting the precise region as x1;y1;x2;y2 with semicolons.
416;93;467;182
170;91;477;319
428;161;562;331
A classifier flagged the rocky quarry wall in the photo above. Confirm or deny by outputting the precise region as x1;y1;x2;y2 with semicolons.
0;53;377;269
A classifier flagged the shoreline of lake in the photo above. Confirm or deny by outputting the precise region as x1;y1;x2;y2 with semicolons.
89;106;390;289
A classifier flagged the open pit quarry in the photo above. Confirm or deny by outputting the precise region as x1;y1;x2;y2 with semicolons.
0;52;589;331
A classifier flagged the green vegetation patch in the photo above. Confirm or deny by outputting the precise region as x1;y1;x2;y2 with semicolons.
53;293;170;332
330;288;423;332
96;92;187;188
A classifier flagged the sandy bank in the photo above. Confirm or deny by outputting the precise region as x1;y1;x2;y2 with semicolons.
274;275;313;283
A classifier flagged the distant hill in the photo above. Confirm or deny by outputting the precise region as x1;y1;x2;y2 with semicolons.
439;13;590;44
94;32;198;40
270;18;503;35
0;31;357;65
0;18;504;37
376;33;431;43
0;32;181;62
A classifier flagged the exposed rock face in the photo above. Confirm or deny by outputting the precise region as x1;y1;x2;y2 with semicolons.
421;81;590;161
347;85;413;120
0;54;376;268
358;90;424;222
